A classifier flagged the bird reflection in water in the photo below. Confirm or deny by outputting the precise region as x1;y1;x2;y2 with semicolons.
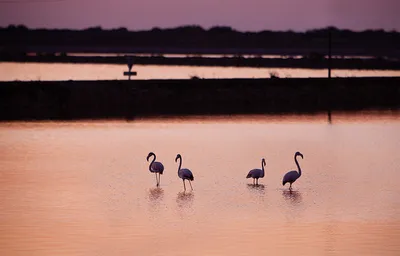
282;189;302;204
147;187;165;216
176;191;194;208
148;187;164;201
247;184;265;194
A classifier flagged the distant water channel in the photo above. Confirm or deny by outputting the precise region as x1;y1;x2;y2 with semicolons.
1;62;400;81
1;113;400;255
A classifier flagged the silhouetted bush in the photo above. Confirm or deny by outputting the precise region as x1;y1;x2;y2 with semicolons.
0;25;398;58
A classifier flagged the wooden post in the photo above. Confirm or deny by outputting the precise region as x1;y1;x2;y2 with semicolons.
124;56;137;80
124;71;137;80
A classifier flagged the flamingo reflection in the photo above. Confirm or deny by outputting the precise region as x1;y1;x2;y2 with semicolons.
176;191;194;208
247;183;265;191
148;187;164;201
282;189;302;203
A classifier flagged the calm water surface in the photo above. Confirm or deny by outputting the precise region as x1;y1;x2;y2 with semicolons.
1;62;400;81
1;113;400;255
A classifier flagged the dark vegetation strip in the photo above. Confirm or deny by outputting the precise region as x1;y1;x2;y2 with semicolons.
0;77;399;121
1;55;400;70
1;25;399;58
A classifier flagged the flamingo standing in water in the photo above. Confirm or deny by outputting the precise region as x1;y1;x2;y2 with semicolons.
282;151;304;190
175;154;194;191
246;158;266;185
147;152;164;186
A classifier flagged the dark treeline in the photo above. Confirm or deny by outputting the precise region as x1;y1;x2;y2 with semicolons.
4;54;400;70
1;77;399;121
1;25;399;57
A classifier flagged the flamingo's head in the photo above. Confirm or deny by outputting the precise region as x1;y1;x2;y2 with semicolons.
295;152;304;159
175;154;181;162
147;152;155;161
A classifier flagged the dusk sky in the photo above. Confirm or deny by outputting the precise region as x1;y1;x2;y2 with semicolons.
0;0;399;31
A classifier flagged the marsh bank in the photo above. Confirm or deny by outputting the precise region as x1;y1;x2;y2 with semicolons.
1;77;399;120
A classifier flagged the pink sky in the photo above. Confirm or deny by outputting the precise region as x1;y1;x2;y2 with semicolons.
0;0;399;31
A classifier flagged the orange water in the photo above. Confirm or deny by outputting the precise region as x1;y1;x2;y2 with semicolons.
1;62;400;81
1;113;400;255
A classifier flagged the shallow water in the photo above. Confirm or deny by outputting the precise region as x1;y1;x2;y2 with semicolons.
1;113;400;255
1;62;400;81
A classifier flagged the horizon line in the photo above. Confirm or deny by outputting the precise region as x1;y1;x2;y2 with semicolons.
1;23;398;34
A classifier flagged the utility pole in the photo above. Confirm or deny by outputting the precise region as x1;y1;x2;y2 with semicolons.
328;29;332;79
328;28;332;124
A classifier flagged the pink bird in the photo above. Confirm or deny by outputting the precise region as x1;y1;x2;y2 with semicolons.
175;154;194;191
282;151;304;190
246;158;266;185
147;152;164;186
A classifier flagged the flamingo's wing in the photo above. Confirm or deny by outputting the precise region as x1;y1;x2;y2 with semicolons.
151;161;164;173
282;170;299;185
181;168;194;181
246;168;262;178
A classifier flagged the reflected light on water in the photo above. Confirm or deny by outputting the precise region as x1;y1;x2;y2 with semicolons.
1;62;400;81
1;113;400;255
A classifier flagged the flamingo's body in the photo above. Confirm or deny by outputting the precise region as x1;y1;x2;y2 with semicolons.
147;152;164;186
246;158;266;185
175;154;194;191
282;151;304;190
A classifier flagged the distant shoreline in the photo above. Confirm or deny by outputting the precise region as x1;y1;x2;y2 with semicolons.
2;55;400;70
1;25;400;61
1;77;399;121
2;25;399;69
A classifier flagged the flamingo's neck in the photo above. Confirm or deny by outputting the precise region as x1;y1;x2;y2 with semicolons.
177;157;182;173
295;155;302;177
261;160;265;178
149;155;155;171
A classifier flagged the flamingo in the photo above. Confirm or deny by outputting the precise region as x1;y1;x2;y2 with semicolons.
175;154;194;191
282;151;304;190
146;152;164;186
246;158;266;185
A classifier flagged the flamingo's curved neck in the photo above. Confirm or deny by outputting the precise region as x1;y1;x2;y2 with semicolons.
295;155;302;177
261;159;265;178
149;155;155;171
177;157;182;173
